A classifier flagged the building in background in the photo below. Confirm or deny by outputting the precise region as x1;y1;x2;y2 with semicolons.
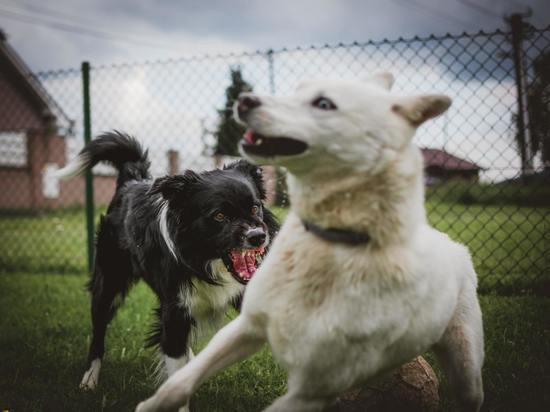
0;29;117;210
422;148;484;185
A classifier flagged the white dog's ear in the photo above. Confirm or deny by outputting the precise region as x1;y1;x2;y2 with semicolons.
392;94;451;126
365;72;394;90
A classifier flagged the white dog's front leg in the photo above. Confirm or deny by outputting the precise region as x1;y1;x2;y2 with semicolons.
433;283;484;412
264;392;332;412
136;315;265;412
164;351;194;412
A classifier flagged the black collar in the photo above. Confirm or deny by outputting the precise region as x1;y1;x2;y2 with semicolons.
302;219;371;245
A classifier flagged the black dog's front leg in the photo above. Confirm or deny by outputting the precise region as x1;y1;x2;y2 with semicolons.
158;300;195;378
145;289;196;383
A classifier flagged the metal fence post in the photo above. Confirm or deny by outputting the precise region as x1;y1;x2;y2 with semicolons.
509;13;533;176
1;26;545;291
81;61;95;273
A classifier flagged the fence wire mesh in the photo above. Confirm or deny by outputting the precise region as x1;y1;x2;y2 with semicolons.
0;25;548;294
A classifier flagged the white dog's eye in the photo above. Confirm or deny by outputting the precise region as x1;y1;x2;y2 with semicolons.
312;97;337;111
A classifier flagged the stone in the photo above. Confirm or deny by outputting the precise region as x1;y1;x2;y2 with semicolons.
332;356;440;412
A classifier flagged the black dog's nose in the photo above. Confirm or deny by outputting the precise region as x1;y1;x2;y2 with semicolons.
246;228;266;247
237;93;261;117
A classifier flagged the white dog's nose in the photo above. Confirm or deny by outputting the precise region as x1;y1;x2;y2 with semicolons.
237;93;261;118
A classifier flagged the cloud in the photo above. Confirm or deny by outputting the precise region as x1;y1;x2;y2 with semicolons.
34;37;527;182
1;0;549;71
3;0;547;181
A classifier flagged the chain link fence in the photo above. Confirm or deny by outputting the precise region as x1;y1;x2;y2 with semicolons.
0;24;548;294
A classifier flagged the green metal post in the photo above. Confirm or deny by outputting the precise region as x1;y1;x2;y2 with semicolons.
81;61;95;273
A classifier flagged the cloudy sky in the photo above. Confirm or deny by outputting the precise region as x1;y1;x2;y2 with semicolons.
0;0;548;71
1;0;548;182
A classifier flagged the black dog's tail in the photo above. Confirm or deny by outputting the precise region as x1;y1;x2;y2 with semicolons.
55;131;150;186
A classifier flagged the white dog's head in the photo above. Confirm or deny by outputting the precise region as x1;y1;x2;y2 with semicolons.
235;73;451;176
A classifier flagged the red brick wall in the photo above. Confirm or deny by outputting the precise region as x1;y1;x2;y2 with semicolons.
57;176;117;208
0;130;117;210
0;60;119;210
0;166;32;208
0;70;43;131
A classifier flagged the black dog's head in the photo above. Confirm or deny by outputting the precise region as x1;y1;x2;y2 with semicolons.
151;160;279;284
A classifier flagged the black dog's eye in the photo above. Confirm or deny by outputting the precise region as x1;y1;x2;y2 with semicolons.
312;97;337;110
214;212;225;222
251;205;260;215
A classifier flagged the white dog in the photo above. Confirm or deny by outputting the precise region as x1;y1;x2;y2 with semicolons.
136;74;484;412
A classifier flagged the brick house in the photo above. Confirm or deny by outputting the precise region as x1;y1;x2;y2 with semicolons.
0;30;116;210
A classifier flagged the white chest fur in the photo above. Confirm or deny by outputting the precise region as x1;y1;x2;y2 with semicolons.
178;259;244;322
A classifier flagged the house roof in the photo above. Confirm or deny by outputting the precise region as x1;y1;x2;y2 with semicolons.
421;148;483;171
0;29;73;134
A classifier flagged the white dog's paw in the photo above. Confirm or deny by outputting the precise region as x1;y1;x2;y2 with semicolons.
135;385;190;412
135;400;148;412
79;359;101;390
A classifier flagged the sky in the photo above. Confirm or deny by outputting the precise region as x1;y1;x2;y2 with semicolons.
0;0;548;71
0;0;549;182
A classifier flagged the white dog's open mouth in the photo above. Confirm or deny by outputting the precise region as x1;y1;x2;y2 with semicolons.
241;129;308;157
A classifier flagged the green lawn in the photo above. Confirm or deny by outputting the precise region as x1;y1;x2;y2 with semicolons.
0;273;549;411
1;201;548;294
0;208;90;274
425;202;549;294
1;199;549;411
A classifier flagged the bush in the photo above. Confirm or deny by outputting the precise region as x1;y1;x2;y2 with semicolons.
426;180;550;207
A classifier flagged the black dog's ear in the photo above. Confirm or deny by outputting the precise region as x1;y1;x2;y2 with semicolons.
225;160;266;200
150;170;200;205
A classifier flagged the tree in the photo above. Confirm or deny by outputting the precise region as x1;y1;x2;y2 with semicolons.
526;52;550;172
214;68;253;157
513;51;550;175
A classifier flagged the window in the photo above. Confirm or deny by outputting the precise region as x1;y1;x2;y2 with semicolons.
0;132;27;167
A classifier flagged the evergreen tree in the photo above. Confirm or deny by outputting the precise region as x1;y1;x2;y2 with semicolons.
214;68;253;156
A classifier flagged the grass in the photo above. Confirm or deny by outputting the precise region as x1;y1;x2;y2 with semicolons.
1;272;549;411
425;202;549;294
426;180;550;208
0;273;286;412
1;200;548;294
0;194;549;410
0;208;87;273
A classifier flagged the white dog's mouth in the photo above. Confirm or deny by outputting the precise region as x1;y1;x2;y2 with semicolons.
240;129;309;157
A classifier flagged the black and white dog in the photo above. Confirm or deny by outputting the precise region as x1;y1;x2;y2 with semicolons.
57;132;278;402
